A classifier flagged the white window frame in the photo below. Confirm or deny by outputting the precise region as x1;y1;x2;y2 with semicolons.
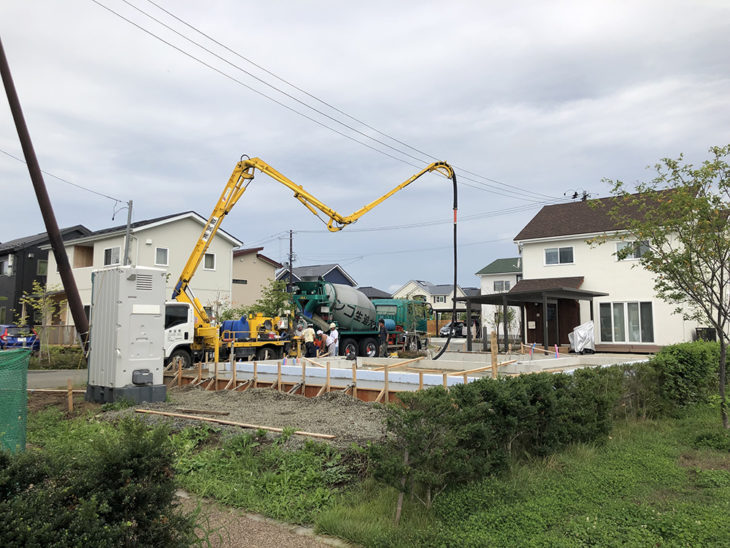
103;246;121;266
616;241;650;261
599;301;654;343
154;247;169;266
544;246;574;265
493;280;511;292
203;253;216;271
433;295;446;303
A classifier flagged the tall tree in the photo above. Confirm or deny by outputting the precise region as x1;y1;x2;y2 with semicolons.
599;145;729;427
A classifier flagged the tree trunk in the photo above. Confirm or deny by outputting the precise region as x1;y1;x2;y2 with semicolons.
719;339;728;429
394;448;409;525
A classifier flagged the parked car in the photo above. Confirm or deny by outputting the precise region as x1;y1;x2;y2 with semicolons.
439;321;466;337
0;324;40;352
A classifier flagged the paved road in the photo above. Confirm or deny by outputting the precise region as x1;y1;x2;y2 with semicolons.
27;369;87;389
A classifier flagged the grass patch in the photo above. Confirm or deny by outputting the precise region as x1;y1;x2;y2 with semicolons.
29;345;85;370
316;405;730;547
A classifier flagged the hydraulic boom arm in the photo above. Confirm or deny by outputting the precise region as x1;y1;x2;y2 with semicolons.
172;157;456;326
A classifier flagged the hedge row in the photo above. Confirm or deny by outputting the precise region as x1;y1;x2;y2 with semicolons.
373;341;722;507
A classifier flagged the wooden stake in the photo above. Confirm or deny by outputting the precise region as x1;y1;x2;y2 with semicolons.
135;409;335;439
67;379;73;413
491;330;498;379
196;360;202;384
253;361;258;388
462;373;468;384
326;361;331;393
384;364;389;403
443;372;448;389
418;371;424;391
177;357;183;388
352;362;358;400
277;361;282;392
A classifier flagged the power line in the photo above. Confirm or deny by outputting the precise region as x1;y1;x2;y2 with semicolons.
92;0;563;203
0;146;124;203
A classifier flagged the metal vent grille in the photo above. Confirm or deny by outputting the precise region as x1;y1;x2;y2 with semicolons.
136;274;153;291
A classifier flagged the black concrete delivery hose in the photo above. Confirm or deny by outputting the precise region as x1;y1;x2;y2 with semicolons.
432;167;458;360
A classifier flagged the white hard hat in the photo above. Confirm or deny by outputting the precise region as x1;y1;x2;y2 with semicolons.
317;330;323;335
329;322;336;329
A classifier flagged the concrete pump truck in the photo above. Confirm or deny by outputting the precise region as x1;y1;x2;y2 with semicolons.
163;156;456;367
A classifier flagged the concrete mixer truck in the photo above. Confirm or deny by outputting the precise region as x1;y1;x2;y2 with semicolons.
292;280;431;357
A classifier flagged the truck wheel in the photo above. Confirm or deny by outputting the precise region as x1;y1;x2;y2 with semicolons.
341;338;358;358
256;346;275;361
360;338;378;357
168;348;192;369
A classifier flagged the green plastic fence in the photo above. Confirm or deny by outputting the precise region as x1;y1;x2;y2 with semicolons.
0;349;29;453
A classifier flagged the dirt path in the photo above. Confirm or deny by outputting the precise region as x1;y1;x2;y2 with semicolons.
178;491;350;547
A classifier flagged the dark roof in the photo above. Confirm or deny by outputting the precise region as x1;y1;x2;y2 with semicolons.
54;211;241;246
514;190;675;241
476;257;522;275
0;225;90;253
276;264;357;286
463;287;481;297
233;247;282;268
358;286;391;299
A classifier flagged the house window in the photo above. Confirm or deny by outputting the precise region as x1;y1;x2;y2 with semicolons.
0;259;9;276
599;302;654;343
233;279;248;285
433;295;446;303
204;253;215;270
617;241;650;260
155;247;169;266
37;260;48;276
545;247;574;265
103;247;121;266
493;280;511;292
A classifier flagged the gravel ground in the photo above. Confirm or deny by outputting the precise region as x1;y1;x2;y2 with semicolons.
109;386;388;449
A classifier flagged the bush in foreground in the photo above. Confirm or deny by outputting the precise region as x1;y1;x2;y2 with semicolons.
0;418;197;547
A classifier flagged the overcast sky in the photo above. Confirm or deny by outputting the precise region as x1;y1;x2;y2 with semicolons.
1;0;729;293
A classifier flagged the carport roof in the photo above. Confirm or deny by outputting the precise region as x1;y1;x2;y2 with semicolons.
455;276;608;305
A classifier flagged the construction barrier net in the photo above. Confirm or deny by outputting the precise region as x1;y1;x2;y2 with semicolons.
0;349;29;453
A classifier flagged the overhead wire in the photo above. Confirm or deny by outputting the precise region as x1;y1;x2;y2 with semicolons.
92;0;563;203
139;0;560;202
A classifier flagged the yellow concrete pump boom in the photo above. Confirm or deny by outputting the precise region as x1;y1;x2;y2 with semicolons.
171;156;455;327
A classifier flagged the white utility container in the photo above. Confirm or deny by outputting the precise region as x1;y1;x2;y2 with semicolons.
86;266;167;403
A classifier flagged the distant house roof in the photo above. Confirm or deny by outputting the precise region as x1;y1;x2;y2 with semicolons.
393;279;470;297
509;276;585;293
0;225;91;254
358;286;391;299
233;247;282;268
45;212;242;247
276;264;357;286
463;287;481;297
476;257;522;276
514;190;675;241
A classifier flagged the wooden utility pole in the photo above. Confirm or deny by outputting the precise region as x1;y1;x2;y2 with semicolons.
0;36;89;350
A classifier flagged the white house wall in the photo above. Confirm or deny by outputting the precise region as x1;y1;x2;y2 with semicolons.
520;235;698;346
478;272;521;334
46;217;235;324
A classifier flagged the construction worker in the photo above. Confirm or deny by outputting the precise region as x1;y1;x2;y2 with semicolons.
328;322;339;356
378;318;388;357
302;324;316;357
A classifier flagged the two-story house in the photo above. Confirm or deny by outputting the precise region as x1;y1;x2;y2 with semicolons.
0;226;90;323
391;280;480;328
231;247;282;307
44;212;242;325
465;195;699;352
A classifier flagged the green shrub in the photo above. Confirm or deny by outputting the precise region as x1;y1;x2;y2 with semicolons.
29;345;85;370
651;341;720;407
0;418;197;546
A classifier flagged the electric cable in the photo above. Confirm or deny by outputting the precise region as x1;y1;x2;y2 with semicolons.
91;0;563;202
